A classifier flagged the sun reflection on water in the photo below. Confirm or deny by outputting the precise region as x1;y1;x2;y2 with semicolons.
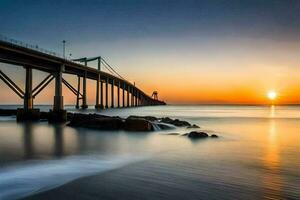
269;105;275;118
262;106;283;199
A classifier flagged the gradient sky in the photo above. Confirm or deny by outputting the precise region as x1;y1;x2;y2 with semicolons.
1;0;300;104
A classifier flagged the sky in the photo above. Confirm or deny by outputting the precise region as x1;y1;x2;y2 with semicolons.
1;0;300;105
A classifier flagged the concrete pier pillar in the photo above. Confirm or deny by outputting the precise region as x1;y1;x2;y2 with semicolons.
122;82;125;107
17;66;40;121
100;80;104;108
135;90;138;107
24;67;33;111
141;96;145;106
49;65;66;123
81;72;88;109
53;69;63;111
95;74;101;109
131;87;134;106
133;88;135;106
76;76;80;109
117;81;120;108
127;85;130;107
111;79;114;108
105;77;108;108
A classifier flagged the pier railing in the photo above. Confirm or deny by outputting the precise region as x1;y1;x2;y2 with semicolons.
0;34;73;60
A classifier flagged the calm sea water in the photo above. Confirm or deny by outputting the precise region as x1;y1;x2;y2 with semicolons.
0;105;299;200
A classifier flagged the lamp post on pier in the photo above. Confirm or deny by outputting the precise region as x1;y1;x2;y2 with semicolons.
62;40;66;59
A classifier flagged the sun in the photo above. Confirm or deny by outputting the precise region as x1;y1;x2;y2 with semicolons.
267;90;277;101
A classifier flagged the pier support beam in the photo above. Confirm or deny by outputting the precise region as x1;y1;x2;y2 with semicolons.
105;77;108;108
117;81;120;108
49;65;66;123
100;80;104;108
95;57;102;109
123;82;125;107
135;90;138;107
95;74;101;109
24;67;33;111
53;68;63;111
76;76;80;109
127;85;130;107
17;67;40;121
111;79;114;108
81;72;88;109
131;87;134;106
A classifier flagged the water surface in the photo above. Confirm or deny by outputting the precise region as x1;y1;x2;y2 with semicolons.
0;105;299;199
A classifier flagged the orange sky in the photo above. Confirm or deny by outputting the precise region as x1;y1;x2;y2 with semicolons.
1;37;300;105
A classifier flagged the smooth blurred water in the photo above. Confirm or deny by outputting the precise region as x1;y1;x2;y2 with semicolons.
0;105;299;199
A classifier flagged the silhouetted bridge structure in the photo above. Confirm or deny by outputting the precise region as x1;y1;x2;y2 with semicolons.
0;35;165;121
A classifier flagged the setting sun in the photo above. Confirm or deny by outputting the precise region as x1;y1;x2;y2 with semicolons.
267;90;277;101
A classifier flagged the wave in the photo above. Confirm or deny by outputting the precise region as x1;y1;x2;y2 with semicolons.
151;121;176;131
0;154;146;200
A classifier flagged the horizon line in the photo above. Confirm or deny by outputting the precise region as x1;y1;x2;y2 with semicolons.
0;103;300;106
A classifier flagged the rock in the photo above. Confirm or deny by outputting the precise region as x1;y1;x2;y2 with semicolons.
211;134;219;138
40;112;49;120
187;124;200;128
48;109;67;123
187;131;209;139
68;114;157;131
127;115;158;122
166;133;180;135
16;108;40;121
160;117;173;124
160;117;191;127
68;113;124;130
0;109;17;116
172;119;191;127
67;112;75;121
124;117;153;131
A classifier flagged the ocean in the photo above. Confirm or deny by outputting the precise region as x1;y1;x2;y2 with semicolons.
0;105;299;200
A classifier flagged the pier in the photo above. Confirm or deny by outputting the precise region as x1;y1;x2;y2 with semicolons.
0;36;165;122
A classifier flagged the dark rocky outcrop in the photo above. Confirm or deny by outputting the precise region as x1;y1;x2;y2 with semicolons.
67;113;193;132
187;124;200;128
16;108;40;121
187;131;209;139
68;113;124;130
0;109;202;133
40;112;49;120
184;131;219;139
124;117;153;131
127;115;158;122
165;133;180;135
67;114;156;131
0;109;17;116
160;117;191;127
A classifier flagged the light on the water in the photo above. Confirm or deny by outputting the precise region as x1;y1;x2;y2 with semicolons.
267;90;277;100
